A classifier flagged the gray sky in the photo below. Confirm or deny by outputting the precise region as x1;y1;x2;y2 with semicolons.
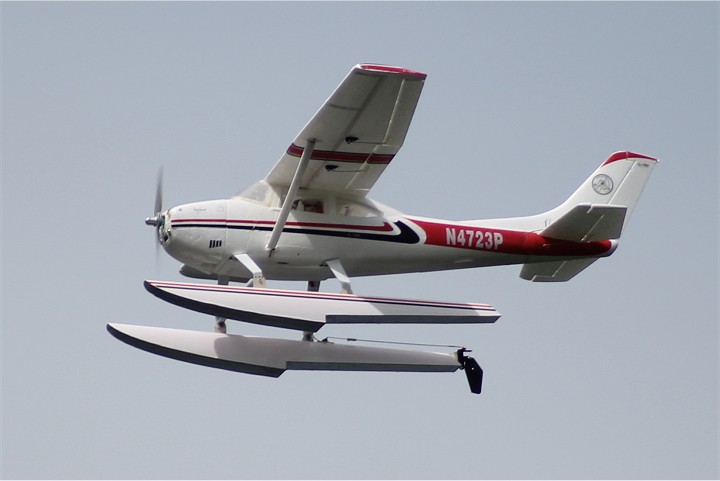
2;2;718;479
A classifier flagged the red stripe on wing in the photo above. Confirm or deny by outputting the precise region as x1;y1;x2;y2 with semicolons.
287;144;394;165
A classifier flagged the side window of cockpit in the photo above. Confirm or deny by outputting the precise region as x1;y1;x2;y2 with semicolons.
337;199;378;217
291;199;324;214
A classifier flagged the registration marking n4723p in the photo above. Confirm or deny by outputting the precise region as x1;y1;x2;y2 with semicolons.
446;227;504;250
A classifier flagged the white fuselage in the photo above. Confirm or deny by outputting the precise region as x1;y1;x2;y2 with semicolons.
157;186;615;283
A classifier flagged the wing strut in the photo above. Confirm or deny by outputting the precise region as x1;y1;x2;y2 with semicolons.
266;139;316;253
326;258;353;294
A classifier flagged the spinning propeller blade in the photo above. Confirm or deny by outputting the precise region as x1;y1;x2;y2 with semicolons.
154;166;163;217
144;167;165;257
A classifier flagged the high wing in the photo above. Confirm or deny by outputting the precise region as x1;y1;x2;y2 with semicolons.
265;64;426;197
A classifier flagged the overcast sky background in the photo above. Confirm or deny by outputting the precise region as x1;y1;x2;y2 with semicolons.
2;2;718;479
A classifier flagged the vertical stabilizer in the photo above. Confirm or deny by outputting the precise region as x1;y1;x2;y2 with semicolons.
547;151;658;234
520;151;657;282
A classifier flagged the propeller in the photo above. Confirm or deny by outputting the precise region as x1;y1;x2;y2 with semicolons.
457;348;483;394
144;167;165;253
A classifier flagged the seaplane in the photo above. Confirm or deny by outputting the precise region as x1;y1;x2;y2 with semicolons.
107;64;658;394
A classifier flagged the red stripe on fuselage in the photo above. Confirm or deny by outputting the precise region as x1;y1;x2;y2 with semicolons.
171;218;395;232
410;218;613;257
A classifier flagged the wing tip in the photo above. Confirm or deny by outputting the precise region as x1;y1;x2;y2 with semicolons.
356;63;427;79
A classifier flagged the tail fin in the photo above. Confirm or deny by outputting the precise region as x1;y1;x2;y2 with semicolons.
546;151;658;236
520;151;657;282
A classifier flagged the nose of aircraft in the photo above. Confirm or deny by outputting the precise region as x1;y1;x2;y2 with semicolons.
145;210;171;247
145;167;169;250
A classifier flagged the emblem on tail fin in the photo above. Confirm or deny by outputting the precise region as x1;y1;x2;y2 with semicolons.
591;174;614;195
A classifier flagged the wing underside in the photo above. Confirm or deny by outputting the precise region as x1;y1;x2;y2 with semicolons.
265;64;426;197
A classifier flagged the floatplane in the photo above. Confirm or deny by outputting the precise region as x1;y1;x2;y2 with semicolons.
108;64;657;394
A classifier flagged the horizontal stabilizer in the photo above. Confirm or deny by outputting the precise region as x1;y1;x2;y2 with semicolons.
107;323;461;376
520;258;599;282
540;204;627;242
145;280;500;332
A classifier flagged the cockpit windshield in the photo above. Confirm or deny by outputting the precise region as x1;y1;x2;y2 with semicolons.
233;180;278;206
